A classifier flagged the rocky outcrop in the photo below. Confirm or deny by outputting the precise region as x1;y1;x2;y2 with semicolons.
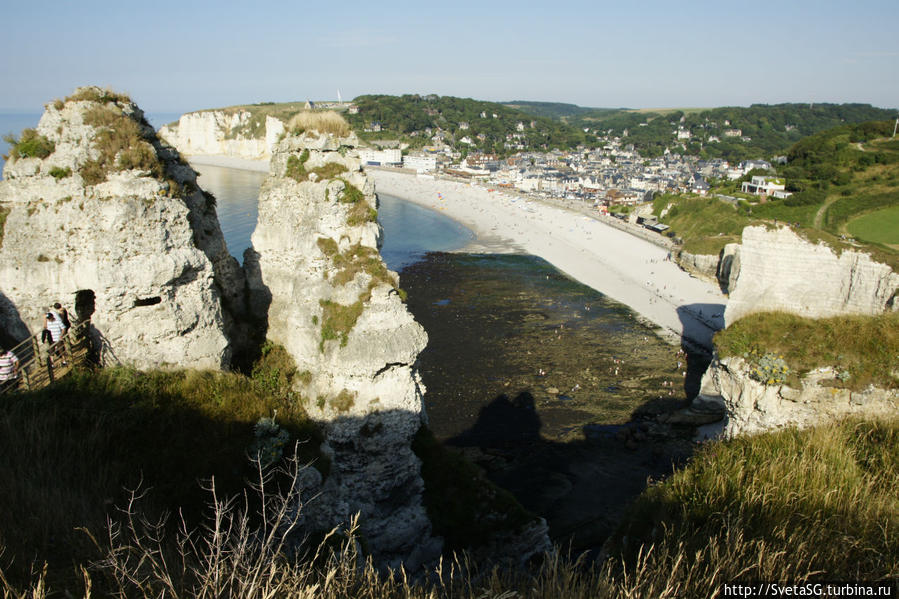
245;132;441;569
676;244;740;293
693;356;898;438
725;226;898;325
0;87;245;368
159;110;284;161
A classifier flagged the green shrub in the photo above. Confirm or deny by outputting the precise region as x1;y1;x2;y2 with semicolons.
319;298;365;350
309;162;348;180
284;149;310;182
3;129;55;159
48;166;72;179
63;87;131;105
80;105;165;186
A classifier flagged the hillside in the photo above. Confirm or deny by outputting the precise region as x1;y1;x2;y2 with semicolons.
510;102;897;161
345;94;595;155
652;119;899;267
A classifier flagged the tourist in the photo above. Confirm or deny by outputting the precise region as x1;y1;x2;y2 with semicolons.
0;346;19;393
45;311;67;366
45;312;66;344
53;302;71;332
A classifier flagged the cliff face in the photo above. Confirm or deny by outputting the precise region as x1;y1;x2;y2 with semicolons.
0;87;245;368
158;110;284;161
725;226;898;325
694;357;898;438
245;132;440;569
676;244;740;293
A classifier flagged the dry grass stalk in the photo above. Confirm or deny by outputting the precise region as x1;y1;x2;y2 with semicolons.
288;111;351;138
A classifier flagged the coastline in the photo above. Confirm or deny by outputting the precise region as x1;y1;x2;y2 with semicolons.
369;169;726;350
185;155;726;349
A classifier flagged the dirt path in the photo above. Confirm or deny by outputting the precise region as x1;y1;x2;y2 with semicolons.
813;196;837;229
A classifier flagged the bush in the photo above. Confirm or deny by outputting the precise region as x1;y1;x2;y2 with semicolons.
48;166;72;179
64;87;131;105
3;129;55;159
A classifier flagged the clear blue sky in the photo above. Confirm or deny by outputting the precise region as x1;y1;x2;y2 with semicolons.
2;0;897;113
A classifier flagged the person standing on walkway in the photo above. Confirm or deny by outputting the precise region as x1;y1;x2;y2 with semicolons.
45;312;66;343
0;347;19;392
53;302;71;333
44;312;67;366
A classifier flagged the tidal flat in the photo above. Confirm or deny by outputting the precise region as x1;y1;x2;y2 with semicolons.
402;252;709;549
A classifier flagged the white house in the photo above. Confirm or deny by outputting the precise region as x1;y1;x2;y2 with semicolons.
403;155;437;172
741;175;786;196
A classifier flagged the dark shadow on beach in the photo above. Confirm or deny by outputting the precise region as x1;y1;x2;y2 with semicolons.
445;390;698;552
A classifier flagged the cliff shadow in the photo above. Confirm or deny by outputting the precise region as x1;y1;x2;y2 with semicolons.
0;291;30;349
676;303;723;398
234;247;272;372
0;380;324;591
445;390;697;552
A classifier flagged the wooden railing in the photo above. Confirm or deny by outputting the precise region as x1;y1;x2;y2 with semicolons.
1;320;92;394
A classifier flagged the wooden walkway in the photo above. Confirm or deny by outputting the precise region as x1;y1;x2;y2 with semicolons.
1;320;92;394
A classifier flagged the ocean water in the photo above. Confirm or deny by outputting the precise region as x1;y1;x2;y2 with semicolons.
192;162;473;268
191;164;267;263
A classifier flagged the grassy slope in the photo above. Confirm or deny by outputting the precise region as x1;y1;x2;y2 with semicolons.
0;346;319;589
714;311;899;390
655;121;899;268
613;417;899;586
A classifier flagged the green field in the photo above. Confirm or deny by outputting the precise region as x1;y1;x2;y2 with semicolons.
847;205;899;245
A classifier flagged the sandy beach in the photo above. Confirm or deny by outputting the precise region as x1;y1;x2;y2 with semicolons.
186;155;726;349
369;170;726;349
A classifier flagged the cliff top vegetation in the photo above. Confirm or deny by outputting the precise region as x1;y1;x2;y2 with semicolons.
653;119;899;269
511;100;897;161
287;111;351;138
346;94;594;156
714;311;899;390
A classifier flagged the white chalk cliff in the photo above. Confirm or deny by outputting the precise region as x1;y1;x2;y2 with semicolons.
0;87;244;369
684;224;899;436
245;131;441;569
694;357;898;438
725;226;898;326
159;110;284;161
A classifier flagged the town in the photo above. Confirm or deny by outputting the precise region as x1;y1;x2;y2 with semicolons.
356;123;787;232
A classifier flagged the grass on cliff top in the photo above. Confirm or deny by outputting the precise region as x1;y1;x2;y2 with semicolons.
613;416;899;583
0;344;321;589
288;111;351;138
62;87;132;106
715;311;899;390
